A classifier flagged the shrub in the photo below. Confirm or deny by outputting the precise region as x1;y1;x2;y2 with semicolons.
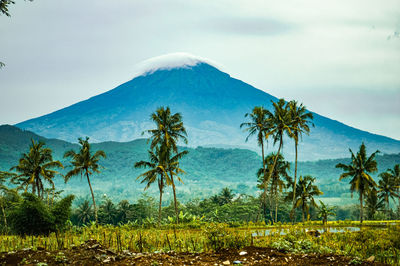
52;195;75;231
9;193;55;235
9;193;75;235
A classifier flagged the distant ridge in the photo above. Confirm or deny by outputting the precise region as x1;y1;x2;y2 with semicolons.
1;124;399;202
16;53;400;160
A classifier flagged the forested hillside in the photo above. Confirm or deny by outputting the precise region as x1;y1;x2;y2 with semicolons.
1;125;399;203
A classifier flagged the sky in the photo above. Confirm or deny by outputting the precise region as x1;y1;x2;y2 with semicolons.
0;0;399;140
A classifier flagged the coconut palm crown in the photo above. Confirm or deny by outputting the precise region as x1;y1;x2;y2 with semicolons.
10;139;63;199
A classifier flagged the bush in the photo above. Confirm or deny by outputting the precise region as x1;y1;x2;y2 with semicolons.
52;195;75;231
9;193;74;236
9;193;55;235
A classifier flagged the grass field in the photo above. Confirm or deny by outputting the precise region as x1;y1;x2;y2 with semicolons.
1;221;399;264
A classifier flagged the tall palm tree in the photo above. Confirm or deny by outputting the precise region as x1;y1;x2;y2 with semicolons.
336;143;379;223
288;100;314;221
240;106;271;214
289;175;323;223
257;153;291;223
377;171;399;216
264;99;293;197
134;146;167;225
64;137;106;226
145;106;188;223
10;139;63;198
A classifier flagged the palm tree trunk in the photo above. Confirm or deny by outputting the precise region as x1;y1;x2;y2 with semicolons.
386;197;390;217
268;189;274;224
0;198;7;229
261;139;265;175
302;202;305;223
264;135;283;225
291;141;298;224
31;178;36;197
86;171;98;226
360;192;363;224
170;172;179;224
275;190;278;223
267;135;283;185
158;177;163;226
261;139;266;218
51;189;55;207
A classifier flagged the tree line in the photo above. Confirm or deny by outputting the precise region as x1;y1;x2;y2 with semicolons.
0;99;399;235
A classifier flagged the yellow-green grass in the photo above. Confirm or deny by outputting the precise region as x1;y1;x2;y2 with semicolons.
0;222;399;264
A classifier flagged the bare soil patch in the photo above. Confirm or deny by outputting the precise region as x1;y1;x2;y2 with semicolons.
0;239;387;265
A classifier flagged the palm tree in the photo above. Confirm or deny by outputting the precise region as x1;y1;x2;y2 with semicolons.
288;175;323;223
145;106;188;153
134;146;167;225
336;143;379;223
219;187;235;205
145;106;188;223
99;198;117;225
264;99;293;200
76;200;93;225
317;200;335;225
164;148;188;223
117;200;132;224
10;139;63;198
288;100;314;221
377;171;399;216
240;106;271;214
257;153;291;223
387;164;400;207
365;188;385;220
64;137;106;226
0;173;11;229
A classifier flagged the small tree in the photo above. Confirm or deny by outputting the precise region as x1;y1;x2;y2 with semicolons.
51;195;75;231
289;175;323;223
317;200;335;225
365;188;385;220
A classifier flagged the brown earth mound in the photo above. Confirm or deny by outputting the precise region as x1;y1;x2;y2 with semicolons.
0;239;387;265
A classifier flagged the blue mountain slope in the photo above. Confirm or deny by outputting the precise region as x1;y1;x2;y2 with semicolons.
16;60;400;160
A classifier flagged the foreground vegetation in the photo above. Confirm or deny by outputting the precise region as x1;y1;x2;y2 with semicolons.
0;222;399;264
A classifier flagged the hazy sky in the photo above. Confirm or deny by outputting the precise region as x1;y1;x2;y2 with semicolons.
1;0;399;139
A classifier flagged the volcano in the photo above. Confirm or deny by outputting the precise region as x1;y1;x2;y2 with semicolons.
16;53;400;160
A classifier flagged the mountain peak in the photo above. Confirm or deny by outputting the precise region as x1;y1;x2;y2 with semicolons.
132;52;221;78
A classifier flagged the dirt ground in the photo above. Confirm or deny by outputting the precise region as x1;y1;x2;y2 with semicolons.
0;239;387;265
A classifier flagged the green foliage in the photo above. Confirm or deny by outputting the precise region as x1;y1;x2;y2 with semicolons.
9;193;74;235
9;139;63;198
203;223;249;251
9;193;55;235
317;200;336;225
64;137;106;225
336;143;379;223
51;194;75;231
